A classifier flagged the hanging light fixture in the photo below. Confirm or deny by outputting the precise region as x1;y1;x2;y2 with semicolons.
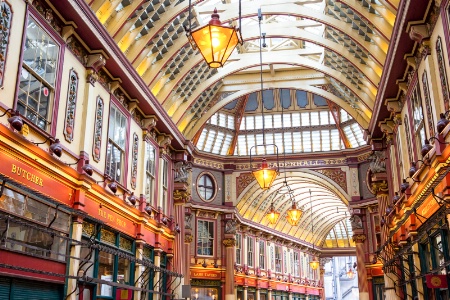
309;189;320;270
266;201;280;225
347;267;355;279
185;0;243;68
249;9;279;190
277;88;302;226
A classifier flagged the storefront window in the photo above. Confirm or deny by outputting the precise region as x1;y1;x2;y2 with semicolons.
80;222;135;299
0;185;69;261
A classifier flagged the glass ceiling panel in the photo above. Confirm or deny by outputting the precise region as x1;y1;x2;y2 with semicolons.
196;89;366;156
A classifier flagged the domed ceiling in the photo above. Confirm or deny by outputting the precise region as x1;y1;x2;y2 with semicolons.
85;0;396;248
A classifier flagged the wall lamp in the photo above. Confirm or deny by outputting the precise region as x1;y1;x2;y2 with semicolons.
96;176;117;194
437;112;450;134
400;179;410;193
33;137;62;157
65;158;94;176
0;109;24;132
127;192;137;205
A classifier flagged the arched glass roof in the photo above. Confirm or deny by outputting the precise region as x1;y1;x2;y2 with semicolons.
195;89;365;156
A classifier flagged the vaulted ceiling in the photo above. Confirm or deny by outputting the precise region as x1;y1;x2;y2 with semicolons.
85;0;397;248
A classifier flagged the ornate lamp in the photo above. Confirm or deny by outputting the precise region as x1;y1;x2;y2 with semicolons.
286;196;302;226
266;201;280;225
186;0;243;68
309;189;320;270
347;268;355;279
250;9;279;190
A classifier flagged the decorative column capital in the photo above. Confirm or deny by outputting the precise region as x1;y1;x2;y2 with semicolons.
185;234;193;243
352;234;367;244
223;238;236;247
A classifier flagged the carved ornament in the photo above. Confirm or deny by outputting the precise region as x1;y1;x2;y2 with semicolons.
352;234;366;244
223;238;236;247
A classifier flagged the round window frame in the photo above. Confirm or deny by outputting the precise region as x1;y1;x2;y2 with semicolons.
196;172;217;202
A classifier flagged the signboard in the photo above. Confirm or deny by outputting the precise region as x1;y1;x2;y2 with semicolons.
191;270;221;280
0;152;74;206
84;198;136;237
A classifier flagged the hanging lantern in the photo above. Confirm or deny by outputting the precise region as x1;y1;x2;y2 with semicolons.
347;268;355;279
266;202;280;225
189;9;240;68
309;258;320;270
286;201;302;226
252;158;278;190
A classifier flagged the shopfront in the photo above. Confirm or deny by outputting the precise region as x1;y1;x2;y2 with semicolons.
0;154;73;298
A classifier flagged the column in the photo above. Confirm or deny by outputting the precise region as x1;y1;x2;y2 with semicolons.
244;287;248;300
256;288;260;300
223;237;236;300
154;249;162;300
65;215;84;300
134;241;145;300
353;234;369;300
268;289;272;300
412;243;424;299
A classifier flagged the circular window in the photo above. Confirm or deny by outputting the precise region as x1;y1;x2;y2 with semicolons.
197;173;216;201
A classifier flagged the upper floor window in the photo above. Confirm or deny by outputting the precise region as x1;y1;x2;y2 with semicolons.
247;236;254;267
145;142;156;204
197;220;214;256
294;252;299;276
236;233;242;265
160;159;169;212
411;86;426;156
18;16;60;130
106;105;127;183
275;245;282;273
259;240;265;269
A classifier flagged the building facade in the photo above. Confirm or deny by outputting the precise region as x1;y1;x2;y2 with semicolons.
0;0;449;300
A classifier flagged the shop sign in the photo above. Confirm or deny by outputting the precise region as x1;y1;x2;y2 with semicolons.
419;196;439;219
0;153;73;206
258;281;268;289
246;278;256;287
191;270;220;279
306;288;319;295
84;199;136;237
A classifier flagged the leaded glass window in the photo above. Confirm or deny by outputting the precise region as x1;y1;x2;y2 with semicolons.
145;142;156;204
106;105;127;183
18;16;60;130
197;220;214;256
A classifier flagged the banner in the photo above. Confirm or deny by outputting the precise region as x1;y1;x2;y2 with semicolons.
425;274;448;289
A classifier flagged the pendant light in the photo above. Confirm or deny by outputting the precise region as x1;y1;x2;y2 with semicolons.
266;200;280;225
249;9;279;190
185;0;243;68
309;189;320;270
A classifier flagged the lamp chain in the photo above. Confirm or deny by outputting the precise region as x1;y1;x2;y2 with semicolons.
258;9;265;146
310;189;314;251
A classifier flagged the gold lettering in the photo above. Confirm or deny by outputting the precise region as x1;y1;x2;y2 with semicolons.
116;219;126;228
98;208;107;218
10;164;44;187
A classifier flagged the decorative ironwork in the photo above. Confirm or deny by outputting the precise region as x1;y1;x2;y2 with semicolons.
0;2;12;87
236;172;255;197
436;36;450;110
92;96;104;162
82;222;95;237
422;71;435;137
130;133;139;189
315;168;347;192
100;228;116;245
119;236;133;252
63;69;79;142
